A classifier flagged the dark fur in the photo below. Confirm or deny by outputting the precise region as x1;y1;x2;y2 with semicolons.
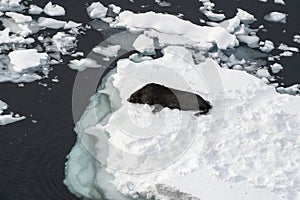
127;83;212;115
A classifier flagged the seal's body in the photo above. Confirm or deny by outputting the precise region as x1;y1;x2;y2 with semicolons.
127;83;212;115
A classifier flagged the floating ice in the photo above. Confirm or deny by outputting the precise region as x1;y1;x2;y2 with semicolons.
92;45;121;59
259;40;274;53
278;43;299;52
38;17;66;29
6;12;32;23
64;21;82;29
8;49;48;72
43;2;65;16
52;32;77;55
270;63;283;73
68;58;100;71
28;4;43;15
0;100;25;125
237;35;260;48
277;84;299;95
274;0;285;5
264;12;287;23
236;8;257;23
132;34;155;54
112;11;238;49
294;35;300;44
86;2;108;19
154;0;171;7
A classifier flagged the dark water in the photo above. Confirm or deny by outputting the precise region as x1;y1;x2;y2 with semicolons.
0;0;299;200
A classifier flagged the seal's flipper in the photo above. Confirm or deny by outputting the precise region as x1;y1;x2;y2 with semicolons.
152;104;163;114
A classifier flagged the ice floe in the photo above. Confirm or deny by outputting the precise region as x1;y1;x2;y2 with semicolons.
0;100;25;125
87;2;108;19
38;17;66;29
8;49;48;72
264;11;287;23
43;2;65;16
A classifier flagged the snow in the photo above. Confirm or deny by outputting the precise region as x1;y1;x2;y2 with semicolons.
92;45;121;58
5;12;32;23
68;58;100;71
264;12;287;23
38;17;66;29
43;2;65;16
28;4;43;15
86;2;108;19
270;63;283;73
8;49;48;72
132;34;155;54
0;100;25;125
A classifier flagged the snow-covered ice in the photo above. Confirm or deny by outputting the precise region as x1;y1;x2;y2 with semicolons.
0;100;25;125
38;17;66;29
64;4;300;200
68;58;100;71
92;45;121;59
87;2;108;19
43;2;65;16
264;12;287;23
8;49;48;72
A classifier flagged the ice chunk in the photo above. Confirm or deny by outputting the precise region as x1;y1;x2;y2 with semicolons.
203;10;225;22
64;21;82;29
113;11;238;49
277;84;299;95
38;17;66;29
68;58;100;71
237;35;260;48
293;34;300;44
86;2;108;19
219;16;240;33
92;45;121;58
52;32;77;55
43;2;65;16
256;68;271;78
5;12;32;23
264;12;287;23
109;4;121;14
236;8;257;23
132;34;155;54
274;0;285;5
270;63;283;73
259;40;274;53
278;43;299;52
28;4;43;14
0;100;25;125
279;51;293;57
8;49;48;72
154;0;171;7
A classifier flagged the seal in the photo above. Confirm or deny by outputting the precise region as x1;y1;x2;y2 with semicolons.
127;83;212;116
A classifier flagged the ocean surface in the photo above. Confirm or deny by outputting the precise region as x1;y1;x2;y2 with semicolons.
0;0;299;199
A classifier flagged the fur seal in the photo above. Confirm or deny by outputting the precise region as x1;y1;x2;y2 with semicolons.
127;83;212;116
